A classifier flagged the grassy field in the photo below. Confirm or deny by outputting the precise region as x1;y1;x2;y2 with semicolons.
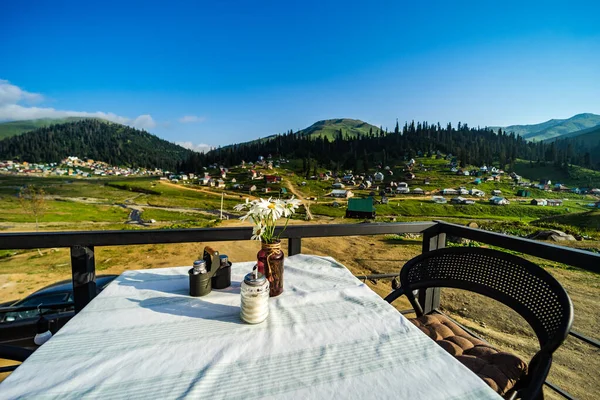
0;196;129;224
513;159;600;188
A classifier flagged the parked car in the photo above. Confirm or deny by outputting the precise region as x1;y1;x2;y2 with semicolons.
0;275;117;348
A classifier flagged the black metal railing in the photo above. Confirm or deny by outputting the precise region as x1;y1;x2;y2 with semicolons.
0;220;598;399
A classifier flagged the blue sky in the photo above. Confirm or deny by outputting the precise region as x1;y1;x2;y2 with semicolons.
1;0;599;150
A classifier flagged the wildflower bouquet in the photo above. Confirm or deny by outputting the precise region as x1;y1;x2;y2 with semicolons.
234;197;301;243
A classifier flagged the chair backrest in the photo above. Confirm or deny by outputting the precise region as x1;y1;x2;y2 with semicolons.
401;247;573;353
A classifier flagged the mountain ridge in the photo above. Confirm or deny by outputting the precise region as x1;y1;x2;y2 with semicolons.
491;113;600;142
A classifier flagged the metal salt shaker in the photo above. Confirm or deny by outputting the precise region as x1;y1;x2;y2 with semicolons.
240;267;269;324
189;259;217;296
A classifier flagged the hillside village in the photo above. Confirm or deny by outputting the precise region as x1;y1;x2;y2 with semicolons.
3;151;600;218
0;156;165;178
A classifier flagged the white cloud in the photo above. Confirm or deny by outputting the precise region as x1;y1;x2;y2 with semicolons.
179;115;205;123
0;79;156;130
132;114;156;130
176;141;214;153
0;79;43;106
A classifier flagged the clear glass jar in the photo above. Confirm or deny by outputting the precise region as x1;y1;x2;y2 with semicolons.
240;271;270;324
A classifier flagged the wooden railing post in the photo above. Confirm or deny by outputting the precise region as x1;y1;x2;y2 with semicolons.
71;246;97;313
288;237;301;256
419;231;446;314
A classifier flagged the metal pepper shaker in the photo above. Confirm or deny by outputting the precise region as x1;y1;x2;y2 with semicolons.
212;254;232;289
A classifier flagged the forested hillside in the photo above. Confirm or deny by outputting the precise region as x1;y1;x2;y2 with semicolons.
0;119;192;170
183;120;600;174
0;117;95;140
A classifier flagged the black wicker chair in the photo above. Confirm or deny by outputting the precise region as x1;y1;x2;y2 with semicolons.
384;247;573;400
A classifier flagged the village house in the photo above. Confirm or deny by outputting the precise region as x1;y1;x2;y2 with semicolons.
432;196;447;204
531;199;547;206
470;189;485;197
331;189;354;199
373;172;384;182
249;185;257;192
451;197;475;205
265;175;282;184
396;182;410;194
423;178;431;185
332;182;345;189
199;176;211;185
412;188;424;195
492;190;502;196
232;184;242;190
262;187;271;193
553;184;569;192
458;187;469;195
249;170;258;179
442;188;458;195
216;179;226;189
207;179;216;187
404;172;415;180
546;199;563;207
345;197;376;219
489;196;510;205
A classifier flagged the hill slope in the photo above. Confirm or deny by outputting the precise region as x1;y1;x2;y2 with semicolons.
0;119;192;170
552;124;600;145
492;113;600;142
0;117;102;140
296;118;380;140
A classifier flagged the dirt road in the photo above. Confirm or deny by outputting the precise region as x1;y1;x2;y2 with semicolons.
284;181;313;220
159;181;258;200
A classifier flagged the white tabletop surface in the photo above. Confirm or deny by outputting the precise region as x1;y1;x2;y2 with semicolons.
0;254;501;399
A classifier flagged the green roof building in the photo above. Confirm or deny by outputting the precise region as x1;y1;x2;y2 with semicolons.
345;197;376;219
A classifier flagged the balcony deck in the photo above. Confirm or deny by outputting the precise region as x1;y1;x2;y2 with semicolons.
0;221;598;399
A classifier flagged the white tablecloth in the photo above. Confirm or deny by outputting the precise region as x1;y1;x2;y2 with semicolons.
1;254;500;399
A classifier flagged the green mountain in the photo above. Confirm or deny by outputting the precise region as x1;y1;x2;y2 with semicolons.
492;113;600;142
552;124;600;144
296;118;380;140
0;117;103;140
0;119;192;170
224;118;381;149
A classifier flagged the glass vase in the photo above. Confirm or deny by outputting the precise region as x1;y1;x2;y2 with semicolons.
256;240;284;297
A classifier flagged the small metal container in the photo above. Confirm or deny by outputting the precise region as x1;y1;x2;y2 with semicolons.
240;269;269;324
212;254;232;290
189;259;218;297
